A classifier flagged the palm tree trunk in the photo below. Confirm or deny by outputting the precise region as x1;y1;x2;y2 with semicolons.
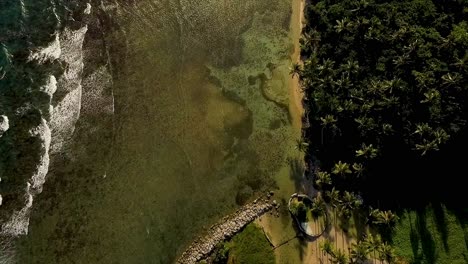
334;209;338;248
342;230;345;252
316;222;319;263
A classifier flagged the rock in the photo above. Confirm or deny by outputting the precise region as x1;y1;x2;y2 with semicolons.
176;199;274;264
0;115;9;137
269;190;274;196
272;200;277;206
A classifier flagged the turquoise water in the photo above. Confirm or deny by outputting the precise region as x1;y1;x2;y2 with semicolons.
10;1;299;263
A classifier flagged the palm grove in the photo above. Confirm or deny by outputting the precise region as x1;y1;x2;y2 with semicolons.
293;0;467;263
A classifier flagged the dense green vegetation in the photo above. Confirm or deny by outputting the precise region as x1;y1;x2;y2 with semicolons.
298;0;468;262
209;224;275;264
300;0;467;204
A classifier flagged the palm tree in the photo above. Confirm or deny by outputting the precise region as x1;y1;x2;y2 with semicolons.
332;161;352;178
295;138;309;153
319;58;336;76
452;54;467;71
350;241;369;264
290;63;303;78
374;210;399;228
355;143;378;159
433;128;450;145
352;163;364;178
378;242;396;264
320;114;337;145
368;207;381;224
355;116;376;134
311;196;326;219
326;188;341;248
315;171;332;189
382;123;393;135
414;123;432;136
363;233;382;264
415;139;439;156
334;19;347;33
338;192;362;249
320;239;336;263
342;59;360;76
301;29;321;52
421;89;440;104
441;72;462;86
331;249;349;264
413;70;434;90
335;74;351;91
291;202;308;222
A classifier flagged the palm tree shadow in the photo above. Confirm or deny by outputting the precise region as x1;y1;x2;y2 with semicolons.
352;210;366;239
290;221;308;261
295;236;308;261
416;209;437;264
452;207;468;251
432;202;449;252
288;157;305;191
409;213;420;259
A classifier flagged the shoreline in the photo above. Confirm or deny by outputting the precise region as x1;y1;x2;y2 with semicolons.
256;0;309;263
289;0;305;132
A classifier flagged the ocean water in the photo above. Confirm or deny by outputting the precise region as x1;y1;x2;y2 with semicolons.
1;0;299;263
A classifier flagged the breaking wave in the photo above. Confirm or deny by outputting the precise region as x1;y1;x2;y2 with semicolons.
0;1;100;261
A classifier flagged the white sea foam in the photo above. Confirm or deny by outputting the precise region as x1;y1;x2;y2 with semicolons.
0;115;9;137
50;25;87;153
40;75;57;96
19;0;27;19
50;86;82;153
1;24;88;238
28;34;61;64
1;118;50;236
28;118;51;193
40;75;58;119
84;3;92;15
81;66;114;116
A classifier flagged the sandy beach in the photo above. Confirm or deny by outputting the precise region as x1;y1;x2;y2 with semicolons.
289;0;305;131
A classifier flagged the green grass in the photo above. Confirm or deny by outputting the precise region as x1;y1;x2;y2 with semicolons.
228;223;275;264
392;204;468;264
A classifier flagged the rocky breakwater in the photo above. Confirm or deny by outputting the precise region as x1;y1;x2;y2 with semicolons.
176;198;276;264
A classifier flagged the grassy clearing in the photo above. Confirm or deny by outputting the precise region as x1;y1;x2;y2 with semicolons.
392;204;468;264
227;223;275;264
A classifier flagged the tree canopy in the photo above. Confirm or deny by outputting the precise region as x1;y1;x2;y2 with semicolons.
302;0;468;206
